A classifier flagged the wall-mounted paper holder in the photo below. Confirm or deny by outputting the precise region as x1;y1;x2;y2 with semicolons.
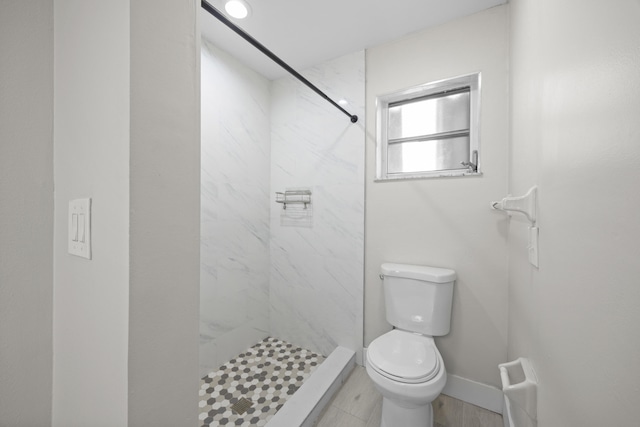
491;186;537;224
275;190;312;210
499;357;538;427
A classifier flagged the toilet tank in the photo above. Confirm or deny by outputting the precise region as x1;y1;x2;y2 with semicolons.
381;263;456;336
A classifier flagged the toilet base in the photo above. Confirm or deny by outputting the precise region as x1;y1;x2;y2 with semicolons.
380;396;434;427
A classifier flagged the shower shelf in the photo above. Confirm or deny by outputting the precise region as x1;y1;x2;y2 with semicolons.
276;190;312;210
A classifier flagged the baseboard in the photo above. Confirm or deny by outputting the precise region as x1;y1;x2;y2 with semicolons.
364;347;504;415
442;374;504;414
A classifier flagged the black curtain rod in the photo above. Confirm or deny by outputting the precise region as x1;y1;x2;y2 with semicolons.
201;0;358;123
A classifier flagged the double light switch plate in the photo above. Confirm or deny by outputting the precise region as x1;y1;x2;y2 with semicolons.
68;198;91;259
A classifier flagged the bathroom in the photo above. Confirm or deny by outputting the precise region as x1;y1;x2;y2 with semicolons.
1;1;639;427
199;1;506;425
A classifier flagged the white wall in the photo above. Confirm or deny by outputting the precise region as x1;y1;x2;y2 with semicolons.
269;51;365;360
200;40;271;377
53;1;200;425
128;0;200;425
365;6;510;388
52;1;129;425
0;1;53;425
508;0;640;425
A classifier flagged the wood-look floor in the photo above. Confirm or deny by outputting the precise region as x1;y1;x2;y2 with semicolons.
315;366;503;427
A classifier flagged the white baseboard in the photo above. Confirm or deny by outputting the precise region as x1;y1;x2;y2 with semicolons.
442;374;504;414
364;347;504;415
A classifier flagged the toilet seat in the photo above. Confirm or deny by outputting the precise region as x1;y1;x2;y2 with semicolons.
368;330;440;384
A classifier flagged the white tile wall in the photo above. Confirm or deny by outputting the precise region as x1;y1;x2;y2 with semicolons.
200;40;271;377
269;51;365;360
200;42;365;376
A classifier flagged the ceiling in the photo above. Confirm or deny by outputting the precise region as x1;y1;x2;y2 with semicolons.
200;0;507;80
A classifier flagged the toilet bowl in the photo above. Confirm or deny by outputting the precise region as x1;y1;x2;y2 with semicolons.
366;263;456;427
366;330;447;427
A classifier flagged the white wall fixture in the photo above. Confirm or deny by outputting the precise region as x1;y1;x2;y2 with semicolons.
68;198;91;260
491;186;537;223
527;226;539;269
499;358;537;427
492;186;538;267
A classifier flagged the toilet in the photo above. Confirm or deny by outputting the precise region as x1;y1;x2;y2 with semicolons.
365;263;456;427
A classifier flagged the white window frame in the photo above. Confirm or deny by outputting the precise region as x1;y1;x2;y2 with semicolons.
375;73;481;181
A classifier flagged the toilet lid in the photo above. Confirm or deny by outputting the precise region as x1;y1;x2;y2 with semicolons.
368;330;440;384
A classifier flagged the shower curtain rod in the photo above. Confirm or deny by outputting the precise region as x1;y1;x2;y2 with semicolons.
201;0;358;123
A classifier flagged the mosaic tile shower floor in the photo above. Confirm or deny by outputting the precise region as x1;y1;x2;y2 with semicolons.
199;337;325;426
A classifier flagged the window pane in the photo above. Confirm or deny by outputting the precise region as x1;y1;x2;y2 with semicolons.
388;91;470;140
387;136;470;174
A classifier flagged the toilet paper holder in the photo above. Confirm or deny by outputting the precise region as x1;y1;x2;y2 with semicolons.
499;357;538;423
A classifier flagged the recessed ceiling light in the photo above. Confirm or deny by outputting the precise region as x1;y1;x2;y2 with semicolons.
338;99;349;106
225;0;251;19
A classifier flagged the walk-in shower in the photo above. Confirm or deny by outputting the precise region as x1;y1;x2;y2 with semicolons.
199;3;365;424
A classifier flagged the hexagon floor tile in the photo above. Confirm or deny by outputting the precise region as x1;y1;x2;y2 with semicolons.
199;337;325;427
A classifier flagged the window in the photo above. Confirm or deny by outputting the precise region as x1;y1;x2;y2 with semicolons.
376;73;481;180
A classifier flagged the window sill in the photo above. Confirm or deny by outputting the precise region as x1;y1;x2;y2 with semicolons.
374;170;483;182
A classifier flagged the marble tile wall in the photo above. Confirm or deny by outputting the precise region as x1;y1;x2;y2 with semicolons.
200;40;271;377
269;51;365;361
200;40;365;374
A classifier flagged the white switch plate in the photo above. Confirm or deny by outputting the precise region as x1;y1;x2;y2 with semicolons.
528;226;539;268
68;198;91;259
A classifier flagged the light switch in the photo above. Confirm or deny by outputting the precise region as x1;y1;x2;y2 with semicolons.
71;214;78;241
68;198;91;259
78;214;85;242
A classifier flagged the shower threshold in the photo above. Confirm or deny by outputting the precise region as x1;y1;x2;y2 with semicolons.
199;337;355;427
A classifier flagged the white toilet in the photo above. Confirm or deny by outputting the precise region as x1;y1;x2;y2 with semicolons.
365;263;456;427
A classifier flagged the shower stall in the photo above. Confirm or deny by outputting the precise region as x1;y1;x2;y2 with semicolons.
199;26;365;425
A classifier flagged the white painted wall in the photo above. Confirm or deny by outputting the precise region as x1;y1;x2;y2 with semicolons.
53;1;199;424
52;1;129;425
0;1;53;425
128;0;200;425
269;51;365;361
508;0;640;425
365;6;510;387
200;40;271;377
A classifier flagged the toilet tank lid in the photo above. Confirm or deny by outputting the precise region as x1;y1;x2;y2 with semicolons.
381;263;456;283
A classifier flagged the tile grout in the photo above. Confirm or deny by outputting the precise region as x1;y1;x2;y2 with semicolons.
199;337;325;427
